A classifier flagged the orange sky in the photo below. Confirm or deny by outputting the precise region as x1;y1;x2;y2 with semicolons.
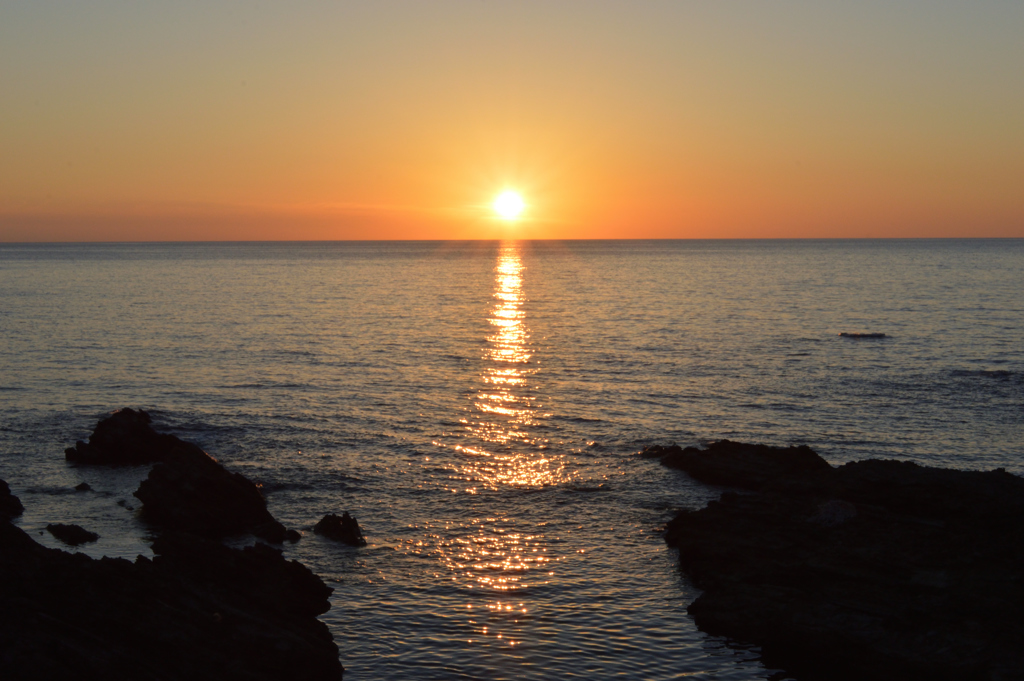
2;2;1022;241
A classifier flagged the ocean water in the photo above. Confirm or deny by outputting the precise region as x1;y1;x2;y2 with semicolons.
1;239;1021;679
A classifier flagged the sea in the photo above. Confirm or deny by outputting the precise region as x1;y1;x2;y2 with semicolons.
1;239;1021;680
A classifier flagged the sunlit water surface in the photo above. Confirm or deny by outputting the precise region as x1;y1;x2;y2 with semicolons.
1;240;1021;679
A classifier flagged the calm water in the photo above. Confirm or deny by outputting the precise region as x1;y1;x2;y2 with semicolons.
1;239;1022;679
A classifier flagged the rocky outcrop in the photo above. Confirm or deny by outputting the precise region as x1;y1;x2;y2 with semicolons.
65;408;183;465
314;512;366;546
46;523;99;546
0;518;343;680
65;409;292;542
645;439;832;490
134;447;289;543
0;479;24;518
652;441;1024;680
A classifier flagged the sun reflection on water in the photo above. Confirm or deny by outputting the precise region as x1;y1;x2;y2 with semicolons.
427;242;573;647
436;242;569;490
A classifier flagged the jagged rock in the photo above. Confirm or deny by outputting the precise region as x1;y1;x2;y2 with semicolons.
134;448;288;543
314;512;366;546
0;479;24;518
65;408;184;466
64;409;291;542
660;441;1024;681
74;482;91;492
46;523;99;546
0;518;343;680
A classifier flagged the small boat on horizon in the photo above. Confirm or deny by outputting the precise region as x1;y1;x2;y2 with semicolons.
839;332;887;339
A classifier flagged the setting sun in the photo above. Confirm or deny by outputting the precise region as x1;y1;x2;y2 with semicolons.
493;190;526;221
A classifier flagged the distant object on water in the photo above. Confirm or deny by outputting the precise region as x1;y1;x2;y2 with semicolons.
839;332;887;339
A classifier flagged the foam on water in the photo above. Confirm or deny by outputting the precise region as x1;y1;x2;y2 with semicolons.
1;239;1021;679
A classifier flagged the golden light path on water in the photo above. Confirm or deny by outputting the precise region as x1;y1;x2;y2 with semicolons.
446;243;569;488
429;242;574;647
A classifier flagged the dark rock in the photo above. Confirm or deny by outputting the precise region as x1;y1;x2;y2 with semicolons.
659;439;833;491
66;409;291;542
661;441;1024;681
314;512;366;546
65;408;182;466
0;479;24;518
46;523;99;546
74;482;92;492
0;518;343;680
134;448;289;543
151;531;333;619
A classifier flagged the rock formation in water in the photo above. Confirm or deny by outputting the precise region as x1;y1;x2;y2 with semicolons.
0;508;342;679
66;409;292;542
0;478;24;518
647;440;1024;681
133;446;290;543
314;512;367;546
65;408;180;465
46;522;99;546
0;412;353;678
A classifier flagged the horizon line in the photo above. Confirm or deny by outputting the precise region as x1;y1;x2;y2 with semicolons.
2;236;1023;246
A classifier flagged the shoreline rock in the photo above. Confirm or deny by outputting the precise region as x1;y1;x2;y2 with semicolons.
650;441;1024;680
1;479;24;518
67;409;293;542
0;480;343;680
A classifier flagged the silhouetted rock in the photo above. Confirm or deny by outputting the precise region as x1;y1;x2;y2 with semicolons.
151;531;333;619
74;482;91;492
46;523;99;546
654;439;832;491
134;448;289;543
65;408;182;465
660;441;1024;681
0;479;24;518
64;409;291;542
314;512;366;546
0;518;343;680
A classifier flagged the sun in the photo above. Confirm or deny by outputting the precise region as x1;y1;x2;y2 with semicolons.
493;190;526;221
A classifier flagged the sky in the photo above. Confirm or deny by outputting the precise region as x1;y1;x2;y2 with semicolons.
1;1;1022;241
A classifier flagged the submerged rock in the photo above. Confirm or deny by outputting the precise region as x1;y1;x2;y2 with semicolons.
0;517;343;680
659;441;1024;680
638;443;683;459
0;479;24;518
74;482;92;492
314;512;366;547
46;523;99;546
